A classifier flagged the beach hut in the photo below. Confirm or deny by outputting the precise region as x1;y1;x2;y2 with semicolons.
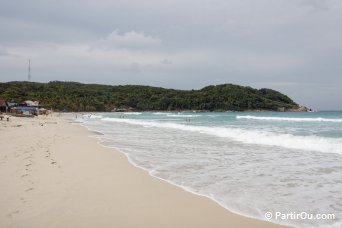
7;101;17;108
25;100;40;107
32;101;40;107
12;106;38;117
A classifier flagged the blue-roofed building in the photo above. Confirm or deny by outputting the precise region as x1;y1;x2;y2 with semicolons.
11;106;38;117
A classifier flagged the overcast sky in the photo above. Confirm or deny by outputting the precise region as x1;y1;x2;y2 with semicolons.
1;0;341;110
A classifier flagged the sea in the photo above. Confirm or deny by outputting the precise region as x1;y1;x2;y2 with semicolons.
72;111;342;227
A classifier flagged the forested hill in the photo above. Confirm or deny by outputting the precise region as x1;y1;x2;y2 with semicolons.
0;81;299;112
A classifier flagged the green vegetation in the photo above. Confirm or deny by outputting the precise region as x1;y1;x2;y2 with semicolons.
0;81;299;112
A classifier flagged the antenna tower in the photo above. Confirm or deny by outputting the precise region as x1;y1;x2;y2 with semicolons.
28;59;31;81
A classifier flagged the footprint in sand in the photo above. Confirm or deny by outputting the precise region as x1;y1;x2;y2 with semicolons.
0;155;8;165
24;155;33;160
21;174;29;178
7;210;19;218
25;187;34;192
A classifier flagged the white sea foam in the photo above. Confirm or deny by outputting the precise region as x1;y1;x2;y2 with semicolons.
237;115;342;122
82;114;342;227
82;114;103;119
123;112;142;115
152;112;168;115
101;118;342;154
166;114;201;118
152;112;200;117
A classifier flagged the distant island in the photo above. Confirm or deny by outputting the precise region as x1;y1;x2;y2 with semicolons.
0;81;305;112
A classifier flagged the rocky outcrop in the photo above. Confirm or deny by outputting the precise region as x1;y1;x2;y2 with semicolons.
288;105;312;112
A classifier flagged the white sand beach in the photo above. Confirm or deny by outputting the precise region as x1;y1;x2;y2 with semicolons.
0;115;282;228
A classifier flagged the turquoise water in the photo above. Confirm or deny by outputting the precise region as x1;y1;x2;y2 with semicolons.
77;111;342;227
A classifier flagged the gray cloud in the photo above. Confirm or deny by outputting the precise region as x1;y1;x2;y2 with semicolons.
94;30;162;50
121;62;141;73
300;0;336;11
0;0;342;110
160;59;173;65
0;47;18;57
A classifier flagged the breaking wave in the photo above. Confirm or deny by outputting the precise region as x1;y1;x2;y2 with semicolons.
101;118;342;154
236;115;342;123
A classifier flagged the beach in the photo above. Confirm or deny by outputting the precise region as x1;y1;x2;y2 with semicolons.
0;115;280;228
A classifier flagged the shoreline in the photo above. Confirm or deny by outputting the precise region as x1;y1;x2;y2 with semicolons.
95;141;285;226
83;123;284;226
71;115;289;227
1;115;283;227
